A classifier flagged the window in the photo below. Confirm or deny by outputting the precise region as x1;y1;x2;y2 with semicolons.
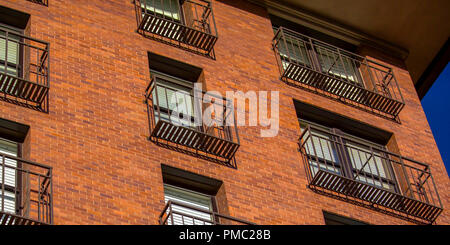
273;25;363;87
300;120;398;193
0;7;50;112
146;53;240;166
151;71;196;128
164;184;215;225
313;45;363;85
323;211;369;225
141;0;182;21
0;24;22;94
274;27;312;70
0;118;53;224
160;164;222;225
0;137;19;215
136;0;218;56
295;100;443;223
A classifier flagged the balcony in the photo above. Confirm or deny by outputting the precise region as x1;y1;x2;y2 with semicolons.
27;0;48;6
0;152;53;225
159;200;254;225
0;27;50;112
272;27;405;121
145;76;240;167
298;125;443;224
135;0;218;57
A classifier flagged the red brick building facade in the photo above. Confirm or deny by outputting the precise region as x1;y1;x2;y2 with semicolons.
0;0;448;225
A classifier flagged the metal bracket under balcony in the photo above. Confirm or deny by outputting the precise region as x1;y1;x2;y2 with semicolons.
135;0;218;57
0;27;50;112
273;27;405;121
1;153;53;225
159;200;254;225
145;76;240;167
299;125;443;224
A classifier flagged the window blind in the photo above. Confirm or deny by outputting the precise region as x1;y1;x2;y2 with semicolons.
141;0;181;21
344;140;396;191
301;123;341;176
164;184;213;225
0;30;20;76
152;77;195;127
0;138;18;214
300;120;396;192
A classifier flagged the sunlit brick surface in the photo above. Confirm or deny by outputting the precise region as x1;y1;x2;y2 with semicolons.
0;0;448;224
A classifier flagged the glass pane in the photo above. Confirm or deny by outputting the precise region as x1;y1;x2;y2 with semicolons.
0;138;18;214
0;191;15;214
0;31;20;66
141;0;180;20
300;124;341;177
152;78;194;127
314;44;363;84
345;140;396;191
278;37;311;68
164;185;213;225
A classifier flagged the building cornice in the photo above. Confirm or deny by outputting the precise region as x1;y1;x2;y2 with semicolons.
249;0;409;60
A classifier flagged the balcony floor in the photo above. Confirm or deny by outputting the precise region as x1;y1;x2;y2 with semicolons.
0;73;49;111
282;63;404;119
309;170;443;224
139;14;217;54
0;211;49;225
150;120;239;166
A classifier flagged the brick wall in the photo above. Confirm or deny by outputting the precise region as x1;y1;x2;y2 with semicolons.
0;0;448;225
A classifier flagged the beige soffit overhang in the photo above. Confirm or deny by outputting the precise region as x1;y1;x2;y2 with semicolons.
250;0;409;60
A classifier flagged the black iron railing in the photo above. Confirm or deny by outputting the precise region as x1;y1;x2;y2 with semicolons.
273;27;405;120
159;200;254;225
145;75;240;167
135;0;218;56
0;153;52;225
0;27;50;112
27;0;48;6
298;125;443;224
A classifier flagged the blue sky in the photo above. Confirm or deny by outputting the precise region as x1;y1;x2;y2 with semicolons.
421;62;450;177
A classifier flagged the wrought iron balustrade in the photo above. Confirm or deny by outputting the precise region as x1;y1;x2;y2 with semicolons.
135;0;218;56
273;27;405;120
298;125;443;224
0;152;52;225
145;75;240;167
159;200;254;225
0;27;50;112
